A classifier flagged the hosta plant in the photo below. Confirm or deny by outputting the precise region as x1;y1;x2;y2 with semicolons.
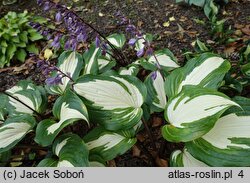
1;0;249;167
0;11;43;68
1;36;250;166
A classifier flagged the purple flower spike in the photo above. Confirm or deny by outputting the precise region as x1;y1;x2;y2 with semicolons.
128;38;137;46
55;12;62;22
43;2;50;11
64;39;71;50
37;0;42;5
45;74;63;86
126;24;136;33
145;47;153;56
137;48;144;57
77;33;85;42
95;36;101;47
151;71;157;80
51;35;61;49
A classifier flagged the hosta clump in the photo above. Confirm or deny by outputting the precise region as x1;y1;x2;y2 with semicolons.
0;11;43;68
0;35;145;166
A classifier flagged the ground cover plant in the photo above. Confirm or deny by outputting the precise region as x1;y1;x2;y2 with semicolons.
0;0;249;167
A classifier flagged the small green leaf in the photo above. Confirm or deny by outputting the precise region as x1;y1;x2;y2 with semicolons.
16;49;27;62
26;44;39;54
29;31;43;41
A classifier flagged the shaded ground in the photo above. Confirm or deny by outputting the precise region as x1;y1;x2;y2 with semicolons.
0;0;250;166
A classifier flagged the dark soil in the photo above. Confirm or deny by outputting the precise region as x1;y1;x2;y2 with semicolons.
0;0;250;167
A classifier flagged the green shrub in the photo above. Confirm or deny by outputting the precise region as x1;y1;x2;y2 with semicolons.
0;11;43;68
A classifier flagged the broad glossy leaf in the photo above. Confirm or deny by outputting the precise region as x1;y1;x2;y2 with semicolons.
6;80;47;115
144;71;167;112
47;51;83;95
98;54;116;73
141;49;179;72
107;33;126;49
0;115;36;153
119;64;139;76
35;90;88;146
165;53;230;99
135;34;153;51
170;148;209;167
84;126;136;161
74;74;146;130
83;44;101;75
38;134;89;167
162;86;239;142
186;98;250;166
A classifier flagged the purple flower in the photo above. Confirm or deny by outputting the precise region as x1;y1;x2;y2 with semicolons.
95;36;101;47
55;12;62;22
37;0;43;5
43;2;50;11
137;48;144;57
128;38;137;46
145;47;153;56
51;35;61;49
151;71;157;80
45;74;63;86
64;39;72;50
126;24;136;33
77;33;86;42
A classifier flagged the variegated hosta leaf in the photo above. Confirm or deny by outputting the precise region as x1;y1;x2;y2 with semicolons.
119;64;139;76
89;154;106;167
165;53;231;99
98;54;116;74
186;98;250;167
141;49;180;72
170;148;209;167
0;108;6;121
83;126;136;161
162;86;239;142
6;80;47;115
135;33;153;51
35;90;89;146
144;71;167;112
74;74;147;131
0;115;36;153
107;33;126;49
37;134;89;167
83;44;101;75
47;51;83;95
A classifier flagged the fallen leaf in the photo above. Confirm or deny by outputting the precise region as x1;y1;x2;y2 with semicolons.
132;145;141;157
152;116;163;127
108;160;116;167
169;16;175;21
137;20;143;27
241;25;250;35
155;156;168;167
13;64;28;74
163;21;170;27
44;49;53;60
98;12;105;17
